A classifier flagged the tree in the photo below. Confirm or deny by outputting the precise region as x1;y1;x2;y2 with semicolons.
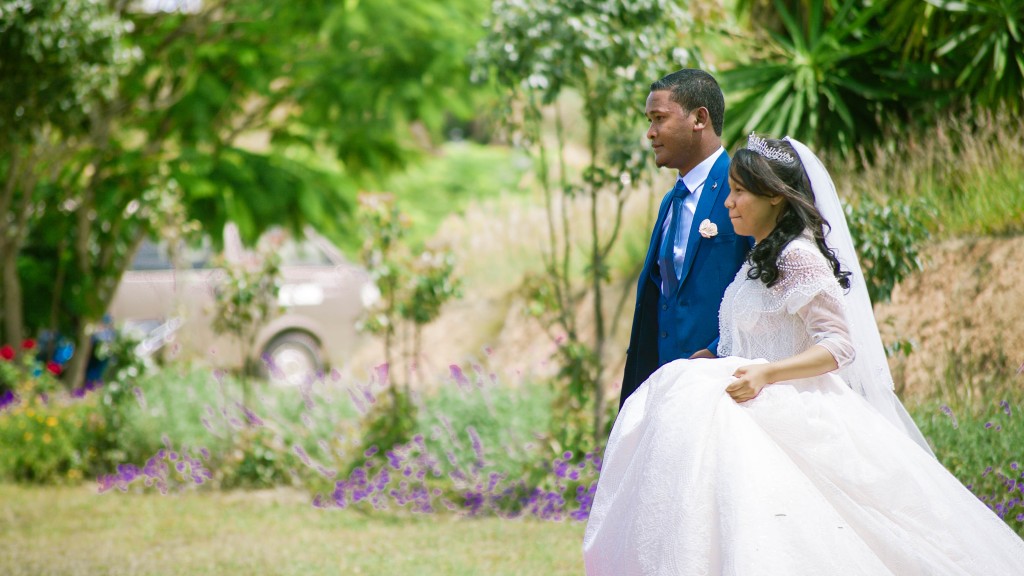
474;0;698;448
2;0;492;387
0;0;135;362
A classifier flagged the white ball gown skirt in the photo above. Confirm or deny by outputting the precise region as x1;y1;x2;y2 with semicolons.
583;357;1024;575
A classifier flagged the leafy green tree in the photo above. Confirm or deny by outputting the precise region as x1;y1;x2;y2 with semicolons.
474;0;699;448
2;0;491;387
0;0;135;359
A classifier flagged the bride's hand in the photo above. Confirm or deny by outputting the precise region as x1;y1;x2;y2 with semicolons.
726;364;772;402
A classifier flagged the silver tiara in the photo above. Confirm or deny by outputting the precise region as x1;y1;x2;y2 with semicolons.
746;132;795;163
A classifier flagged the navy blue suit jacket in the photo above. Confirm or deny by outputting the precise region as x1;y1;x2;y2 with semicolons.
619;151;752;407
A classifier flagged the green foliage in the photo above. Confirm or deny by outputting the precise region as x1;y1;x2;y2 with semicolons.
211;248;282;376
844;195;933;303
721;0;916;152
0;393;95;484
87;329;152;469
215;426;296;489
913;395;1024;534
356;389;420;473
719;0;1024;152
0;0;136;139
354;193;460;457
356;194;461;388
292;0;492;175
929;0;1024;111
418;374;554;482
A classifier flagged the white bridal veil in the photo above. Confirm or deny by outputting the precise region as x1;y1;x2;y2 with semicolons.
784;137;934;455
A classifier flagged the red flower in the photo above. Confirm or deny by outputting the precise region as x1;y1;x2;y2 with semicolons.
46;361;62;376
21;338;36;351
0;345;13;361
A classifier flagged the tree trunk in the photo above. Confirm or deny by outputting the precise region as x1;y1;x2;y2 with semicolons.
63;323;92;391
1;249;24;350
590;190;606;446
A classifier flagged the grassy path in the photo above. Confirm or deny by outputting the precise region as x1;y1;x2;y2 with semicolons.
0;484;585;575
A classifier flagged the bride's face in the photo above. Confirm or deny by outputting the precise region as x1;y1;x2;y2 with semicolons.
725;176;786;242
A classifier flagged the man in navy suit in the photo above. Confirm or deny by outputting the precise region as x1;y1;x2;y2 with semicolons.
619;69;752;407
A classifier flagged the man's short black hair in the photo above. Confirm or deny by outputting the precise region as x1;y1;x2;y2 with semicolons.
650;69;725;136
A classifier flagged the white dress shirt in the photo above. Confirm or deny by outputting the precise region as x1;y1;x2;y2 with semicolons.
660;146;725;292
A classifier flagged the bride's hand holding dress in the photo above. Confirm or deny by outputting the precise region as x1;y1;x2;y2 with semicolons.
727;345;838;403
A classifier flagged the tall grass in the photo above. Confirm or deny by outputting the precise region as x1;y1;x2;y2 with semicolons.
833;105;1024;238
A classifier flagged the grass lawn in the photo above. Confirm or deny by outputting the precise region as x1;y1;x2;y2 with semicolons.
0;484;586;575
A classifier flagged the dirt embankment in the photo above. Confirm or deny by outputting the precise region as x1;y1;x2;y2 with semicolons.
875;236;1024;398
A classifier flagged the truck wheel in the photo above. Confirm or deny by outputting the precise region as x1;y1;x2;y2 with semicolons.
260;332;323;386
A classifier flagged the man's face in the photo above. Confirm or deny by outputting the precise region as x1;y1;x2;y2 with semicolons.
645;90;699;171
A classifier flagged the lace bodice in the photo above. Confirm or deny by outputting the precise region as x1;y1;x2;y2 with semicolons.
719;235;854;367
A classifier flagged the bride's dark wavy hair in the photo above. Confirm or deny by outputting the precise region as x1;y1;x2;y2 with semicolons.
729;138;850;290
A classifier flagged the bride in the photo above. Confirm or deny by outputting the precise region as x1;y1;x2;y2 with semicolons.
583;135;1024;575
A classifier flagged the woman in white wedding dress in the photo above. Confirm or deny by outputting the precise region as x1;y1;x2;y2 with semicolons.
583;135;1024;575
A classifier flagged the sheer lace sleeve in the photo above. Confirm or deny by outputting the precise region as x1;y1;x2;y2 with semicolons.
774;242;855;368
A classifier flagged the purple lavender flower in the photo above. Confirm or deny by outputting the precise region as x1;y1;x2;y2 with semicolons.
449;364;470;389
0;390;18;411
133;387;147;410
940;405;959;429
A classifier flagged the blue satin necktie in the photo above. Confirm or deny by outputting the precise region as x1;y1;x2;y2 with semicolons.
659;181;691;297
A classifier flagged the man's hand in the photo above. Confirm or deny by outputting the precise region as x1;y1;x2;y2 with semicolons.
726;363;773;402
689;349;716;359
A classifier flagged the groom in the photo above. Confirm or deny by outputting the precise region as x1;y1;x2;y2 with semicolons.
619;69;752;407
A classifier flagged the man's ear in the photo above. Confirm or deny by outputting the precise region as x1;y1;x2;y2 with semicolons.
692;107;709;131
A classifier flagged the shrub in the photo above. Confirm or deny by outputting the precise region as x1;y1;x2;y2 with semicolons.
913;396;1024;535
0;392;96;484
844;195;933;303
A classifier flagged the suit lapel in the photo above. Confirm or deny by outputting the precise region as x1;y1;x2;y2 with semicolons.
677;151;730;289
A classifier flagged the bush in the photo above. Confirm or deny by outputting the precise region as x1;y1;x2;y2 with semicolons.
913;396;1024;534
844;195;933;303
0;392;96;484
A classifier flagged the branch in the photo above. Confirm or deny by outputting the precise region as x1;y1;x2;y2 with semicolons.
598;183;628;261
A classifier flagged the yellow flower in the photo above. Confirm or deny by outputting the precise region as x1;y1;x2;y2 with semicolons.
46;416;57;427
42;433;51;444
68;469;82;481
24;432;32;441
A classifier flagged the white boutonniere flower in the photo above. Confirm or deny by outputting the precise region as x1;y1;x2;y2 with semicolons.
698;219;718;239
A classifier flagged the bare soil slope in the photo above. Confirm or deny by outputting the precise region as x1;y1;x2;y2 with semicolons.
875;236;1024;398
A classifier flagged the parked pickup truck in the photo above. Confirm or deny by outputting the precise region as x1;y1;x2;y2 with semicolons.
108;223;374;385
